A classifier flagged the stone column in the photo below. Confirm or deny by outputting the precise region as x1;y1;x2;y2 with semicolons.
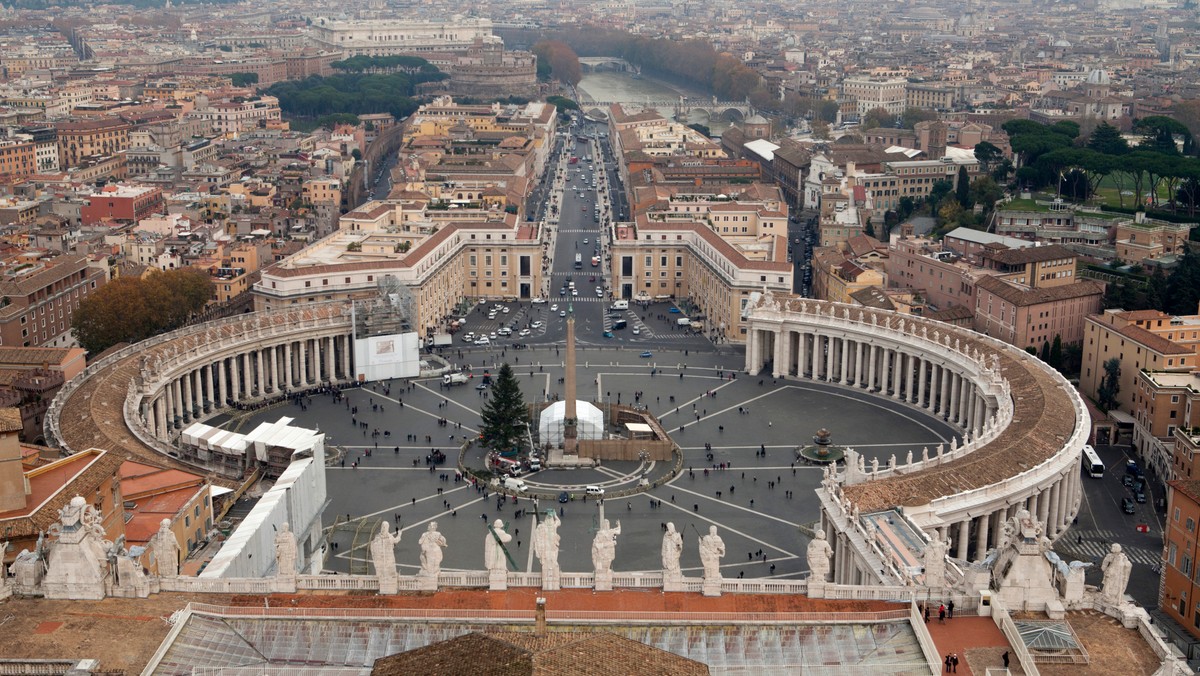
272;346;282;393
283;341;293;390
201;364;212;412
255;349;264;395
838;337;849;384
1047;481;1061;538
341;335;352;380
956;520;970;560
745;329;758;374
851;341;862;387
974;512;991;562
916;360;926;408
939;367;952;418
949;374;961;424
824;335;834;381
891;350;903;398
867;344;878;392
171;379;182;425
798;332;808;378
773;328;785;378
181;371;193;421
905;353;916;403
811;334;821;379
1038;485;1052;526
153;398;165;439
325;336;335;383
218;359;229;407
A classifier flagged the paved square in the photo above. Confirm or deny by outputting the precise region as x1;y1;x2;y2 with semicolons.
228;344;957;581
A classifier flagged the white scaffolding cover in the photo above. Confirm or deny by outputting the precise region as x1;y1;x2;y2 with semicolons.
538;400;604;446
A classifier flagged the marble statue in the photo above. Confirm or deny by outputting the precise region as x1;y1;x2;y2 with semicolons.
42;496;112;600
923;537;949;586
698;526;725;581
533;513;561;576
147;519;180;577
484;519;512;573
591;519;622;574
871;457;879;473
922;447;929;462
1100;544;1132;604
370;521;403;578
274;523;298;577
661;523;683;577
418;522;446;578
905;450;913;465
807;530;833;582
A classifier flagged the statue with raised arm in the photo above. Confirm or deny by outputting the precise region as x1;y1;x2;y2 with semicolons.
661;523;683;577
1100;544;1132;605
591;519;621;574
418;522;446;578
147;519;180;578
699;526;725;582
807;530;833;582
371;521;403;592
274;522;298;577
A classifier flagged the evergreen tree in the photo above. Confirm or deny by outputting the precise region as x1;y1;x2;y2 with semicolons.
1087;122;1130;155
1098;358;1122;412
478;363;530;454
1049;335;1063;372
955;166;971;207
1040;340;1051;362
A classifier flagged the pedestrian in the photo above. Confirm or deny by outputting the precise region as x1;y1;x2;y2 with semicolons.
944;655;951;673
947;599;954;619
923;605;929;623
938;604;945;623
950;653;958;673
1001;651;1009;668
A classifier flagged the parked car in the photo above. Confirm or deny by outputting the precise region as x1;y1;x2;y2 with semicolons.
639;351;653;358
1121;497;1136;514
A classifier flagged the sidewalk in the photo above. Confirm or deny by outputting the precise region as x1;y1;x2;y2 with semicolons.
925;614;1021;675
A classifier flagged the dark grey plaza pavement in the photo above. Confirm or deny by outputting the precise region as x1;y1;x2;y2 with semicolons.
230;344;959;581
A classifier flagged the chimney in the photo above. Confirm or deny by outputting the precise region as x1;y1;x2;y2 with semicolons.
535;597;547;635
0;408;28;512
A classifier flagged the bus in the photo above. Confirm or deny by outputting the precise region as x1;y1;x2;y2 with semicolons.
574;253;582;269
1082;444;1104;478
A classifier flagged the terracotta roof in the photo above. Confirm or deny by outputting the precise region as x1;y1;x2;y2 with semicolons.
1115;322;1193;356
0;407;22;432
372;631;709;676
974;276;1105;307
841;312;1079;512
1170;479;1200;505
982;243;1075;265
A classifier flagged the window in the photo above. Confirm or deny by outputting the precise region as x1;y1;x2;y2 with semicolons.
1188;517;1195;532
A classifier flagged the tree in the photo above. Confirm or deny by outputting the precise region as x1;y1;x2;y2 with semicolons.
900;107;936;129
1087;122;1129;155
478;363;529;454
1098;357;1122;412
1165;249;1200;316
968;177;1003;212
860;107;892;131
810;119;830;140
1039;340;1051;362
955;166;971;207
532;40;582;86
973;141;1003;174
71;268;213;354
1049;335;1063;372
229;72;259;88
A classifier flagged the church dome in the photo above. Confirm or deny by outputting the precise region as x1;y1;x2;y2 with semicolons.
745;114;769;125
1086;69;1111;85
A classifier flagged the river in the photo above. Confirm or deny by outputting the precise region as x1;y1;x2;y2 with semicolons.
576;71;730;135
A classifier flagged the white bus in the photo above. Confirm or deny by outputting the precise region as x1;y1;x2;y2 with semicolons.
1082;445;1104;478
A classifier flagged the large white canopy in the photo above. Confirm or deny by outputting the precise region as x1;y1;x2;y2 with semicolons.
538;400;604;446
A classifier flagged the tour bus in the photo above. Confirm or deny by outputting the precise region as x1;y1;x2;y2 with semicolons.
574;253;583;269
1082;444;1104;478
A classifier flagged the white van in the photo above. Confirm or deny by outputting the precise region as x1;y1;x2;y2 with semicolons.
502;477;528;492
676;317;691;327
611;300;629;311
585;485;604;496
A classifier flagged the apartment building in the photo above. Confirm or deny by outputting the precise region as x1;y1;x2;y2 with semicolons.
55;117;130;169
842;76;908;117
1161;479;1200;640
0;254;108;348
188;93;282;135
80;184;165;226
972;275;1104;349
1080;309;1200;431
0;139;36;184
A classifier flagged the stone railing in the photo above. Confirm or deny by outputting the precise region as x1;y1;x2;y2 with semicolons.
910;599;944;675
992;603;1041;676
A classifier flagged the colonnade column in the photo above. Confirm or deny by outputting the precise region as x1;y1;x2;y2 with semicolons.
255;349;264;395
974;514;990;563
218;360;229;406
1038;484;1052;527
300;338;311;387
201;365;211;412
341;335;352;381
325;336;335;383
949;375;961;424
154;398;166;439
839;338;850;384
182;371;194;421
867;345;878;391
231;356;241;402
1047;481;1061;538
939;367;952;419
918;359;929;408
955;520;970;560
797;332;808;378
891;350;903;398
824;336;834;381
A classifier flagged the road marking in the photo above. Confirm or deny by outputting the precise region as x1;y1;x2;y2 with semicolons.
665;483;806;531
654;497;799;559
363;386;480;434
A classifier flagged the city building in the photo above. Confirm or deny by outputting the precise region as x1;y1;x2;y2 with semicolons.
54;118;130;169
842;76;908;117
0;254;107;348
307;17;494;56
80;184;165;226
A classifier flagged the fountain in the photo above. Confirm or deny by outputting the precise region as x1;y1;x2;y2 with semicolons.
797;428;846;465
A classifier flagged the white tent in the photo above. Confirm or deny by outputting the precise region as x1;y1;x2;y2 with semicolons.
538;400;604;447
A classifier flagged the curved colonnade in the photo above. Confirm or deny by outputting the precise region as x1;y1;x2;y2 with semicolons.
744;298;1088;575
46;303;356;481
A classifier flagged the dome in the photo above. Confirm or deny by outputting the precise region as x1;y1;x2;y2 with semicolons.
745;114;769;125
1086;69;1110;85
537;400;604;447
1052;39;1071;48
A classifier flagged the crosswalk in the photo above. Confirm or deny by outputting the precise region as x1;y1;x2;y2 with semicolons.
1052;528;1162;567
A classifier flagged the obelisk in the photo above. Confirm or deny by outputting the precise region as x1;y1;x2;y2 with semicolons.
563;307;578;453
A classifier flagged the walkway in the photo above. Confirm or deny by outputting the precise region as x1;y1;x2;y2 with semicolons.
925;614;1020;675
